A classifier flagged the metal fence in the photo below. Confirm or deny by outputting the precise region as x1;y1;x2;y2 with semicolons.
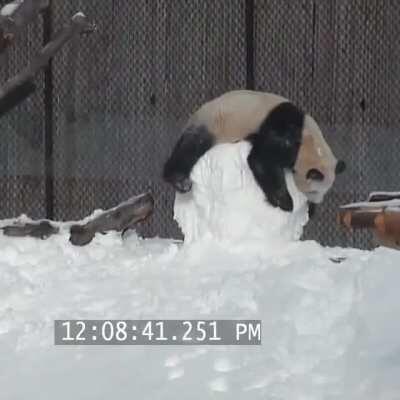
1;0;400;249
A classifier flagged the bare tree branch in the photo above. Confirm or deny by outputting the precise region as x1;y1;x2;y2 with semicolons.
0;0;48;53
0;11;95;117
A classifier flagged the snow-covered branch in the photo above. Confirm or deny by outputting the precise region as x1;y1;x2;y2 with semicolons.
0;11;95;117
0;0;48;53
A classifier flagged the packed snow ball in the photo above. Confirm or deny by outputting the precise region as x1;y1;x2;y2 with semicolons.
174;141;309;252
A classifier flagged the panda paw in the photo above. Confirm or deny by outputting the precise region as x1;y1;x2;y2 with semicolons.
268;189;293;212
168;175;192;193
174;177;193;193
163;165;193;192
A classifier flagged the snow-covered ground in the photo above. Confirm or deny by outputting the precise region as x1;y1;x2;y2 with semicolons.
1;143;400;400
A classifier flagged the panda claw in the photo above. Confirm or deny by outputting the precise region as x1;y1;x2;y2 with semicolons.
278;195;293;212
173;177;193;193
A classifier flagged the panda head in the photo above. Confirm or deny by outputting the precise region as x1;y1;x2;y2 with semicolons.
293;115;345;204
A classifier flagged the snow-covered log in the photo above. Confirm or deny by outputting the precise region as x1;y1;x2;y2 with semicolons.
1;192;154;245
2;219;59;238
338;194;400;249
69;192;154;246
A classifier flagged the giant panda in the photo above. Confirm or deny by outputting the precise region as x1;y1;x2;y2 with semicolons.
163;90;345;215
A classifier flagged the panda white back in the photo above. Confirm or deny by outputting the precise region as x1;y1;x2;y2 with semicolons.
187;90;288;142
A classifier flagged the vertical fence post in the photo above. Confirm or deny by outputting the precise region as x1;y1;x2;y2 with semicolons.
245;0;254;90
42;0;54;219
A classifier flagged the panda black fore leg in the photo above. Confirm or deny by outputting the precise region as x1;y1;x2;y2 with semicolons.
247;148;293;212
163;126;215;193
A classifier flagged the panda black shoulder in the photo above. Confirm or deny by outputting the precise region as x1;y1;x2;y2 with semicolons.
246;101;305;168
245;101;306;212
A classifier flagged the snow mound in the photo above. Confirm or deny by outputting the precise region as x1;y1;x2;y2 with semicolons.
0;229;400;399
174;142;309;252
1;145;399;399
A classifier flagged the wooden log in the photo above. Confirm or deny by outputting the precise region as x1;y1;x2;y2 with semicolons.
375;211;400;238
338;207;400;250
337;208;380;230
1;220;59;239
373;229;400;250
339;192;400;250
1;192;154;246
69;193;154;246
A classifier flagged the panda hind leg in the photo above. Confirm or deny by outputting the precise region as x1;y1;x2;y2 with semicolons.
163;126;215;193
247;147;293;212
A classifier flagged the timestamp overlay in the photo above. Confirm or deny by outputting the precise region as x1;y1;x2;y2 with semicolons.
54;320;261;345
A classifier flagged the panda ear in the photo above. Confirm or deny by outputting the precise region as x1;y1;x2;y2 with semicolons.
335;160;346;174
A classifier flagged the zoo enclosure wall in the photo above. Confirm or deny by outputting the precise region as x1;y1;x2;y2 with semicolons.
1;0;399;249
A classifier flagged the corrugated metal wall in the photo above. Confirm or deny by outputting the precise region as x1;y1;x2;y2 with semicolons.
1;0;400;248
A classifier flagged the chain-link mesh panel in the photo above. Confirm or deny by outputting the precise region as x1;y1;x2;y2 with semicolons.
0;7;46;219
255;0;400;249
254;0;314;105
51;0;246;238
2;1;399;249
304;0;372;248
306;0;400;249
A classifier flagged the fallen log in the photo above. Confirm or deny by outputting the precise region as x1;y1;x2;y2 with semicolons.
69;192;154;246
2;220;59;239
1;192;154;246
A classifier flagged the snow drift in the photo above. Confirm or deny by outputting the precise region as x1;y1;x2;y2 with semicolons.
1;143;400;400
